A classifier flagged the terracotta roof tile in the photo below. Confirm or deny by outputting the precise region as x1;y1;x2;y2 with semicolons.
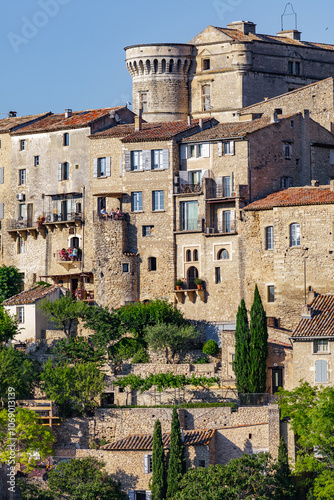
0;113;51;133
90;122;158;139
121;119;213;143
292;294;334;338
11;107;125;135
2;284;62;306
102;429;215;450
244;187;334;211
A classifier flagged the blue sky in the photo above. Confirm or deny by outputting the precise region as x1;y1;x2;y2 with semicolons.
1;0;334;116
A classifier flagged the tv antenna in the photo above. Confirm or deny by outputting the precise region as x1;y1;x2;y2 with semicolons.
281;3;298;31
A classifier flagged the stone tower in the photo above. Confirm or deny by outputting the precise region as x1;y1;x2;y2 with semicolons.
125;43;194;122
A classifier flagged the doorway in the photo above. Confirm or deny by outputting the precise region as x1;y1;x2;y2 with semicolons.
27;203;33;227
187;266;198;289
272;368;283;394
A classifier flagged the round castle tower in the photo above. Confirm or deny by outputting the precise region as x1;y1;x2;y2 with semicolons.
125;43;194;122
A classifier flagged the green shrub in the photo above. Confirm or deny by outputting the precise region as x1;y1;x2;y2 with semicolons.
195;357;210;364
132;348;150;364
175;279;183;287
202;339;219;356
109;337;144;363
194;278;204;286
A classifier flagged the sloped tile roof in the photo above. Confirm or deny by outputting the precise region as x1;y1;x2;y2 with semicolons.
121;119;213;143
292;294;334;338
102;429;215;450
244;187;334;211
0;113;51;133
2;284;62;306
11;107;125;135
90;122;158;139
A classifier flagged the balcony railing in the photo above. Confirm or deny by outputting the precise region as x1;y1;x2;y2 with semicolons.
205;220;236;235
44;212;83;223
176;182;203;195
177;218;204;232
57;249;82;262
93;211;127;222
7;218;37;230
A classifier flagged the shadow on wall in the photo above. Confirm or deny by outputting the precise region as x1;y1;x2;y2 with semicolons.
115;467;139;493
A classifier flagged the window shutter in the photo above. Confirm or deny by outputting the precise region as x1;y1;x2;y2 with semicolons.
125;151;131;172
218;210;223;232
202;143;210;158
0;168;4;184
93;158;98;178
0;203;4;220
231;171;234;192
143;454;149;474
315;360;327;383
128;491;135;500
162;149;169;169
216;177;223;198
105;156;111;177
146;491;152;499
179;171;188;188
180;144;188;160
218;142;223;157
57;200;62;219
143;150;152;170
229;141;235;155
58;162;62;181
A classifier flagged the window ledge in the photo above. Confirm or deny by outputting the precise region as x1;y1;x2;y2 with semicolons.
313;352;330;355
152;210;165;213
131;211;144;214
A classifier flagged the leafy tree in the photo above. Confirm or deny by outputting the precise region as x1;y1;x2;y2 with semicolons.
274;437;295;499
82;305;124;347
132;347;150;363
166;408;185;498
145;323;198;363
48;457;127;500
151;419;166;500
234;299;250;394
41;360;105;416
18;480;55;500
0;265;23;303
52;336;106;366
0;408;54;472
39;295;88;338
0;306;20;346
202;339;219;356
313;470;334;500
0;348;38;406
249;285;268;393
109;337;145;364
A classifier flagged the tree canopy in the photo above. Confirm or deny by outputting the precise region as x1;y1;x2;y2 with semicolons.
234;299;250;394
249;285;268;393
52;337;106;366
0;306;20;346
82;305;123;347
0;348;38;406
151;419;166;500
39;295;87;337
0;265;23;303
145;323;198;363
166;408;185;498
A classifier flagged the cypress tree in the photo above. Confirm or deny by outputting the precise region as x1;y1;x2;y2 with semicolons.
274;436;295;499
151;419;166;500
166;408;185;498
234;299;250;394
249;285;268;393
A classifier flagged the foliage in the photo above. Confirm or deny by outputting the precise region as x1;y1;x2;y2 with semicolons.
234;299;250;394
145;323;198;363
174;452;278;499
109;337;145;364
0;347;38;405
166;408;185;498
274;437;295;499
41;360;105;417
202;339;219;356
132;347;150;363
0;306;20;346
112;402;236;409
39;295;88;337
82;305;124;347
47;457;128;500
18;479;56;500
151;419;166;500
0;265;23;303
194;278;204;286
0;408;54;472
249;285;268;393
175;279;183;287
52;336;106;366
313;470;334;500
117;299;186;337
195;357;210;364
114;373;220;393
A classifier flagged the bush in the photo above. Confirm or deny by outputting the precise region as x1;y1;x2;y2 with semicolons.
194;278;204;286
175;279;183;287
202;339;219;356
195;357;210;364
109;337;143;363
132;348;150;364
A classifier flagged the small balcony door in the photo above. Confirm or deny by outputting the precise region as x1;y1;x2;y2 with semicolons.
272;368;283;394
27;203;33;227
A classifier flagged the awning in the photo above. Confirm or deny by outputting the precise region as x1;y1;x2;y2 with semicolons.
46;192;82;200
39;272;93;280
93;192;123;198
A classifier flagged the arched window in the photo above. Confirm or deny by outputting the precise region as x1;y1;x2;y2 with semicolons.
290;223;300;247
193;249;199;261
186;250;192;262
154;59;158;74
161;59;166;73
133;61;138;75
177;59;182;73
187;266;198;289
218;248;229;260
70;236;79;249
146;60;151;74
148;257;157;271
169;59;174;73
139;60;144;75
183;60;188;73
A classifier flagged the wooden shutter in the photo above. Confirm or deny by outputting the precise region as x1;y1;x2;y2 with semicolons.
216;177;223;198
0;168;4;184
315;360;327;383
143;150;152;170
105;156;111;177
202;143;210;157
143;454;149;474
162;149;169;169
125;151;131;172
93;158;98;177
218;142;223;157
218;210;223;233
58;162;62;181
128;491;135;500
180;144;188;160
146;491;152;499
230;140;235;155
0;203;4;220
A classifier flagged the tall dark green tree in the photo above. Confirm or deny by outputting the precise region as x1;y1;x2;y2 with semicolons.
249;285;268;393
274;436;295;499
234;299;250;393
166;408;185;498
151;419;166;500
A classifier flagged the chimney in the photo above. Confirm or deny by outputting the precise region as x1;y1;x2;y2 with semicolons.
9;111;17;117
330;179;334;192
301;304;313;319
187;115;192;126
263;97;269;101
276;29;301;41
199;118;203;129
308;289;316;304
227;21;256;35
311;180;319;187
65;109;72;118
134;113;142;132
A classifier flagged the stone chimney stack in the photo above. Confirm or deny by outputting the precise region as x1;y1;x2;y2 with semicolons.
135;112;142;132
227;21;256;35
65;109;72;118
276;29;301;41
301;304;313;319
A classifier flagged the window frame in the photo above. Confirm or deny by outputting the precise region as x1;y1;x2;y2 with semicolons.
19;169;26;186
122;263;129;273
290;223;301;247
202;84;211;111
202;59;210;71
20;139;26;151
152;190;164;211
131;191;143;212
267;285;275;303
63;133;69;146
148;257;157;272
265;226;274;250
218;248;229;260
152;150;163;170
314;339;329;353
34;155;40;167
215;267;221;284
97;157;106;177
284;144;292;160
131;151;143;171
142;225;154;237
16;306;25;324
18;236;25;254
223;141;234;156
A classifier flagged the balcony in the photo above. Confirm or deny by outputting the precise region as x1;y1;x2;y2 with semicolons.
93;211;127;222
7;218;47;239
44;212;83;230
205;220;237;235
175;182;203;195
57;249;82;270
176;218;205;233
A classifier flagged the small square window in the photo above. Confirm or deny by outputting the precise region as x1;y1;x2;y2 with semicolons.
19;169;26;186
314;339;329;353
16;306;24;323
63;133;69;146
20;140;26;151
123;263;129;273
268;285;275;303
202;59;210;71
142;225;154;237
148;257;157;271
34;155;39;166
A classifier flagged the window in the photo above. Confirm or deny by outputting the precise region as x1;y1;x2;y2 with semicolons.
0;140;1;149
189;144;196;158
288;61;301;75
198;460;206;468
16;306;24;323
131;192;143;212
19;169;26;186
288;61;293;74
186;144;210;159
152;150;163;169
223;176;231;197
152;190;164;211
19;203;26;219
131;151;143;171
186;249;192;262
281;176;293;188
215;267;221;284
266;226;274;250
143;454;153;474
140;93;148;113
218;248;229;260
20;140;26;151
180;201;198;231
284;144;292;160
315;359;327;383
202;84;211;111
94;157;111;178
290;223;301;247
97;157;106;177
314;339;329;353
268;285;275;303
222;211;231;233
34;155;40;167
18;236;25;254
148;257;157;271
193;249;198;261
223;141;234;155
291;120;295;129
123;263;129;273
59;162;69;181
142;225;154;237
275;108;283;115
189;171;202;188
63;133;69;146
202;59;210;71
295;61;300;75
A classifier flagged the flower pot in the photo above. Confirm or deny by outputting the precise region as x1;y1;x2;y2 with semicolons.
176;286;182;291
197;284;203;290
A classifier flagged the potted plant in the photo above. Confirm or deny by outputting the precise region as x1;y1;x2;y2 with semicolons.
175;279;183;291
194;278;204;290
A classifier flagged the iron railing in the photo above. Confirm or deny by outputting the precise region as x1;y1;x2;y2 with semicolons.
238;393;277;407
44;212;82;223
177;218;204;232
93;211;127;222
